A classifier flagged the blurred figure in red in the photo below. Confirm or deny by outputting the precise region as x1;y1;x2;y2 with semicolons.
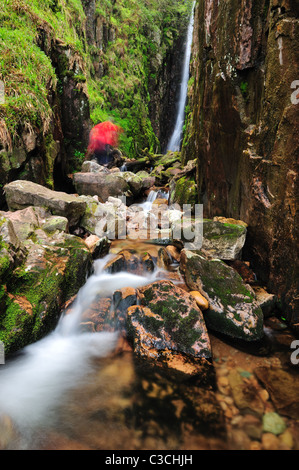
87;121;123;166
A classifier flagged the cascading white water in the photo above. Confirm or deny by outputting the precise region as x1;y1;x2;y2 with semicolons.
166;3;195;152
0;255;157;435
136;189;170;213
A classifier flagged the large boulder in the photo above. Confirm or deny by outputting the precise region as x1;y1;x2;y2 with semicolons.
126;280;212;369
180;250;264;341
0;207;113;355
73;172;132;202
4;180;86;227
173;218;247;260
201;219;247;260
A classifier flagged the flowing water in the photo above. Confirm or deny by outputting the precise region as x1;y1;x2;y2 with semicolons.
166;3;195;152
0;251;162;449
0;234;297;450
0;5;298;449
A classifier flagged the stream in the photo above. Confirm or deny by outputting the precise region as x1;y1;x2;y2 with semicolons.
0;191;298;451
0;3;298;452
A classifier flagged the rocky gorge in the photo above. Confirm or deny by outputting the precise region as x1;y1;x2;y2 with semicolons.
0;0;298;453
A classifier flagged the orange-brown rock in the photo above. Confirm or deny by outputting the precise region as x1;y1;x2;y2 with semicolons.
166;245;181;262
152;198;168;207
81;297;112;332
126;280;212;374
189;291;209;311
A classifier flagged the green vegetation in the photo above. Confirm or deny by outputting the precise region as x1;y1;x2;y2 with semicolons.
0;0;194;168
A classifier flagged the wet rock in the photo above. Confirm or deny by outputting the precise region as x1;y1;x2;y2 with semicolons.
280;430;294;449
136;171;156;190
252;286;277;317
81;297;113;332
262;412;287;436
120;171;144;196
261;433;280;451
228;369;265;417
157;247;172;269
189;291;209;311
127;302;213;381
113;287;138;331
0;206;48;241
173;218;247;260
79;196;127;239
152;198;169;207
229;429;252;451
213;217;247;228
254;367;299;419
127;280;212;362
226;260;257;285
0;225;92;354
180;250;264;341
169;175;197;210
166;245;181;263
121;171;155;196
0;215;26;283
84;235;111;259
142;252;155;273
104;249;154;276
234;414;263;441
202;220;247;261
4;180;86;227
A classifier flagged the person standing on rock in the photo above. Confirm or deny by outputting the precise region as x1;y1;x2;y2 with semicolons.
86;121;123;166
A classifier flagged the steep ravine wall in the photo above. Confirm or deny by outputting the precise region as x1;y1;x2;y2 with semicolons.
0;0;192;206
183;0;299;325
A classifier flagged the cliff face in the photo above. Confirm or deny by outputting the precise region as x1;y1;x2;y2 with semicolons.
0;0;192;204
183;0;299;324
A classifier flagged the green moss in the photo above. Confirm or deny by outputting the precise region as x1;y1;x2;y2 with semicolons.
0;297;34;353
172;175;198;207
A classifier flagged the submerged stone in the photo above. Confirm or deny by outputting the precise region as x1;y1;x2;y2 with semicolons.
254;367;299;419
180;250;264;341
262;412;287;436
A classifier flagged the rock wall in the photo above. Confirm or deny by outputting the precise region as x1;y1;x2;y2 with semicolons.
0;0;190;205
183;0;299;324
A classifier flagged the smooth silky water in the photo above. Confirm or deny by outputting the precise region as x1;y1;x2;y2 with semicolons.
0;240;226;450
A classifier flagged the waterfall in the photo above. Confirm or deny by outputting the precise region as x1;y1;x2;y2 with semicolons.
166;3;195;153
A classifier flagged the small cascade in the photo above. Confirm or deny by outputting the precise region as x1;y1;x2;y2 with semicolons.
120;163;127;172
0;255;156;435
136;189;169;213
166;3;195;152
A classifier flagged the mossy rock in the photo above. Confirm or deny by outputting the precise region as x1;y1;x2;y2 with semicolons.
170;175;198;209
0;230;92;355
131;280;212;359
180;250;264;342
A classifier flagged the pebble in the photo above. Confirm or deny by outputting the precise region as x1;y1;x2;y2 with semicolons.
189;291;209;311
262;412;287;435
250;441;262;450
262;433;280;450
258;389;269;403
230;429;252;450
217;367;229;377
218;376;230;388
279;430;294;449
